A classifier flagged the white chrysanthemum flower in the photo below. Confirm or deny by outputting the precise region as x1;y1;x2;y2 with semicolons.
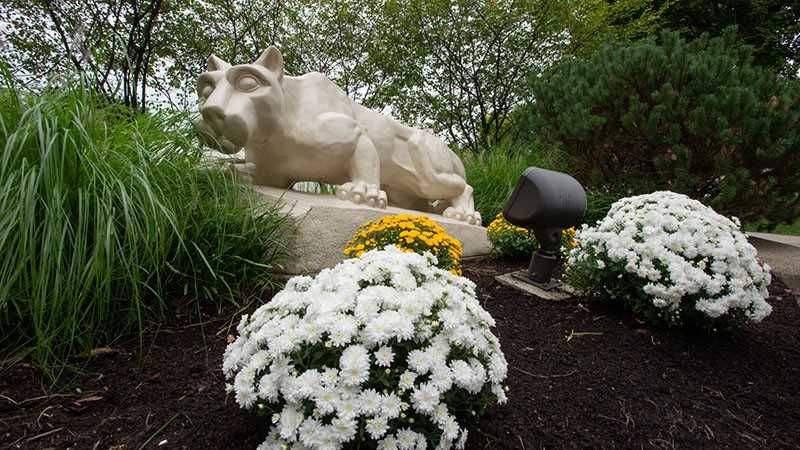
366;416;390;440
378;435;399;450
396;428;420;450
223;247;508;450
399;370;417;391
257;373;281;402
375;346;395;367
339;345;370;386
363;310;415;345
429;364;454;391
449;360;473;389
492;383;508;404
320;368;339;387
412;382;441;413
278;403;304;440
456;430;468;449
336;397;359;420
568;191;772;326
359;388;383;415
314;387;339;415
381;392;403;419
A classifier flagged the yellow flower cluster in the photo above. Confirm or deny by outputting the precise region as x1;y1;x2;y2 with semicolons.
344;214;463;274
486;213;578;259
486;213;529;237
562;226;578;250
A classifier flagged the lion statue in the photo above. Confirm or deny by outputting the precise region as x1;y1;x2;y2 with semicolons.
194;46;481;225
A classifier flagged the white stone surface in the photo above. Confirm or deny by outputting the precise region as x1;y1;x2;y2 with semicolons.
195;46;481;225
495;271;574;301
254;186;491;275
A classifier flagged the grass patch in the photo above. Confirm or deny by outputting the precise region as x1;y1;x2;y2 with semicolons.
0;80;290;376
771;221;800;236
745;218;800;236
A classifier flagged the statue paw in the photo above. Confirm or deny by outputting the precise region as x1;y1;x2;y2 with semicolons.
444;207;481;225
468;211;482;225
336;181;387;209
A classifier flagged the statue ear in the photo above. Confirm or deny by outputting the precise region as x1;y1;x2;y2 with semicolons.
207;54;230;72
254;46;284;81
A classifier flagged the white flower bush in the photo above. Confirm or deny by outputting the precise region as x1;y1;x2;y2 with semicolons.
566;191;772;329
224;246;508;450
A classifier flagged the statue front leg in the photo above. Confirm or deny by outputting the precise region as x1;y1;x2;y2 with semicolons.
336;133;388;209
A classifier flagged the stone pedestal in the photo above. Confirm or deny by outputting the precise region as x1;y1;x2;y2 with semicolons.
252;186;491;275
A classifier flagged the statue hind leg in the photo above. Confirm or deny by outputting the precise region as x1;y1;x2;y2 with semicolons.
406;131;466;199
442;184;482;225
406;131;482;225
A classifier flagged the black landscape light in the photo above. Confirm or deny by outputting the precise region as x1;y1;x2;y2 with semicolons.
503;167;587;290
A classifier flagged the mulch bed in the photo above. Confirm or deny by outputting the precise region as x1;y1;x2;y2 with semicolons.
2;258;799;449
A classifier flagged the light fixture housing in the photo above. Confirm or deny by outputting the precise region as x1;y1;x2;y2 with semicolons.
503;167;587;289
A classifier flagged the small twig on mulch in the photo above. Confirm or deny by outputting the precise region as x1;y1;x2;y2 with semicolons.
1;392;85;406
77;347;118;359
511;366;579;379
474;427;502;443
138;413;179;450
565;329;604;342
25;427;63;443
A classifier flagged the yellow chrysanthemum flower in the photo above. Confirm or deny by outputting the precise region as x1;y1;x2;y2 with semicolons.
344;213;463;274
486;213;578;259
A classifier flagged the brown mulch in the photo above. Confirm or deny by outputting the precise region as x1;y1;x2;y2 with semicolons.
1;258;799;449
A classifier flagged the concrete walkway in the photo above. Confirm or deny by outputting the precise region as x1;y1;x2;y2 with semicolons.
748;232;800;249
748;233;800;292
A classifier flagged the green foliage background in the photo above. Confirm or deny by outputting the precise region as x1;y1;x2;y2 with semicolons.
528;30;800;229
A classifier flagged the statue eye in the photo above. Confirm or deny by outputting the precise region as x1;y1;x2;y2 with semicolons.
200;83;214;99
236;75;260;92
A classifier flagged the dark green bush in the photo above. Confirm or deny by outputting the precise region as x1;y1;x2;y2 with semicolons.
530;30;800;229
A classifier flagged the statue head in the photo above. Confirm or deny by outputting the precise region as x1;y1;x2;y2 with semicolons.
197;46;286;148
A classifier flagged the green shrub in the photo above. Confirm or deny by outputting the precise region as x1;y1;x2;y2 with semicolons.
0;81;290;373
460;144;562;225
530;29;800;229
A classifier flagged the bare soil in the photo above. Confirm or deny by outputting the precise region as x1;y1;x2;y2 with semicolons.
2;258;799;449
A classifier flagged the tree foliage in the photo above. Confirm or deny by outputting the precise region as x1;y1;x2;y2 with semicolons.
2;0;171;111
562;0;668;56
655;0;800;77
159;0;405;110
1;0;663;150
530;30;800;228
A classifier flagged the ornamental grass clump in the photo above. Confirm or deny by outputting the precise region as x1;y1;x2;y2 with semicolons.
566;192;772;330
486;214;576;260
0;78;289;374
344;214;463;274
224;247;508;450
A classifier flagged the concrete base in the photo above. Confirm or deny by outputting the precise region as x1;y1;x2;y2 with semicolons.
252;185;491;275
749;236;800;293
748;232;800;249
495;271;574;301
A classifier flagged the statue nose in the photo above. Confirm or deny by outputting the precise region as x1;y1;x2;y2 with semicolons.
201;105;225;133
